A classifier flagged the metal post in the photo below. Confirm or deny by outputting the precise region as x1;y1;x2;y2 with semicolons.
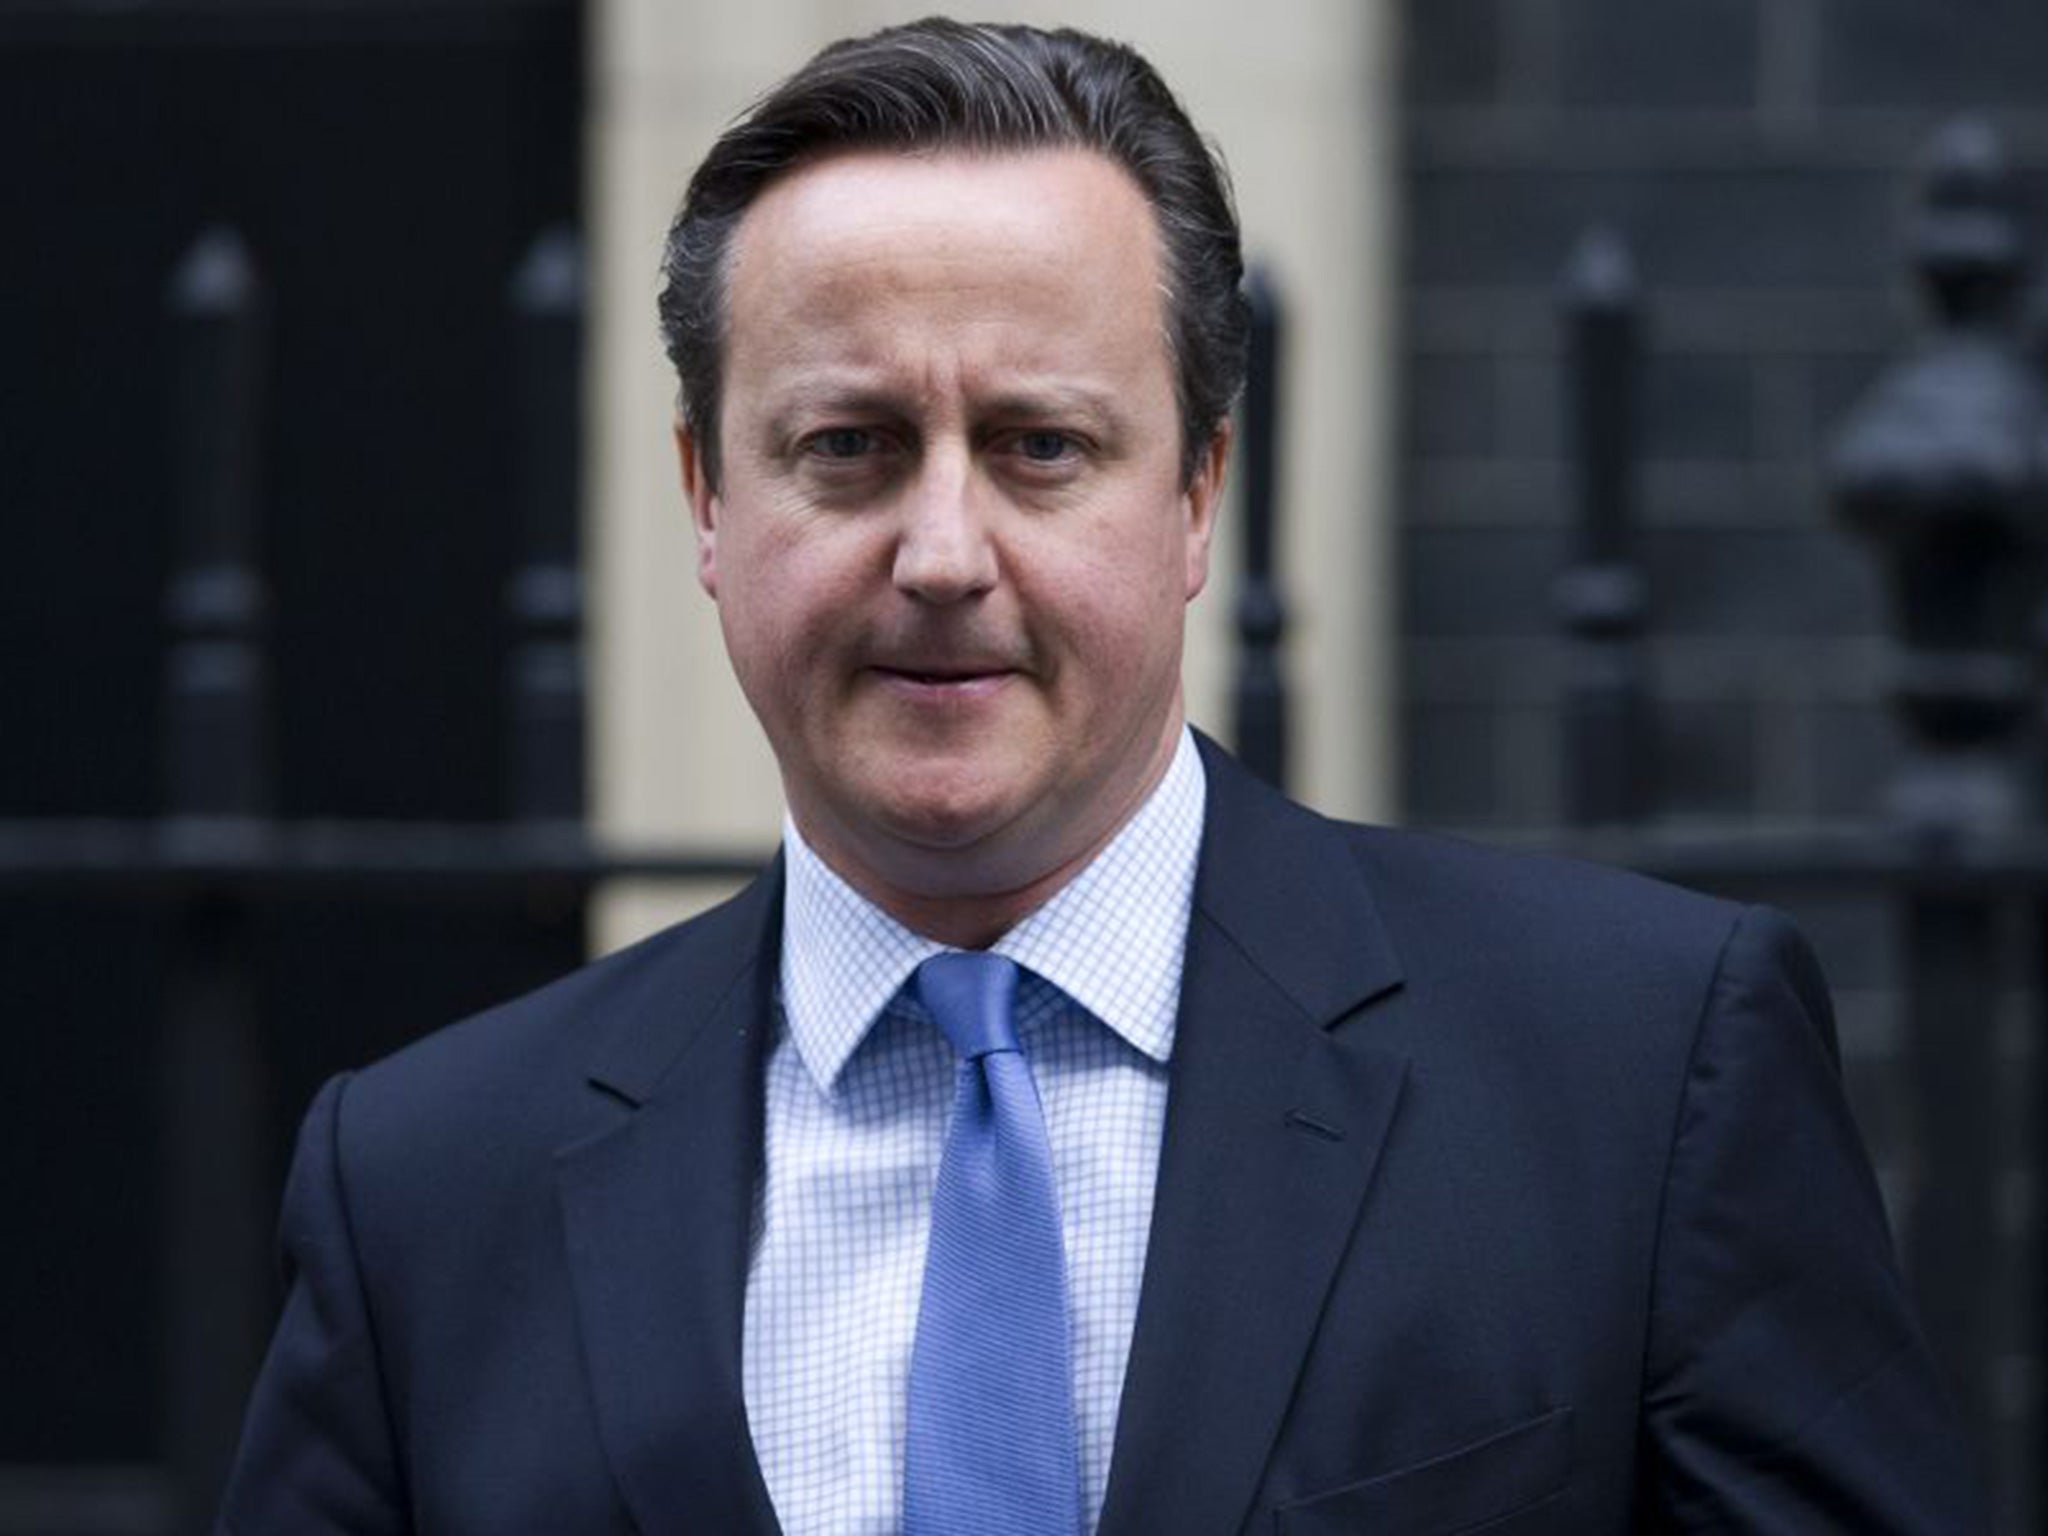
165;230;272;822
505;227;586;827
1232;266;1289;790
1830;117;2048;1485
1900;893;2005;1454
1554;228;1652;826
160;227;274;1536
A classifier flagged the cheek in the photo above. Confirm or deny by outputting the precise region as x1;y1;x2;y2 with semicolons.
724;510;874;611
718;530;880;690
1032;552;1188;684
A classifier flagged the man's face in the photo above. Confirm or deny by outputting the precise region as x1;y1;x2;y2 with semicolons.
682;147;1225;924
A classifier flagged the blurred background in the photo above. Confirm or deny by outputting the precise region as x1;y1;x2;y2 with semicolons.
5;0;2047;1530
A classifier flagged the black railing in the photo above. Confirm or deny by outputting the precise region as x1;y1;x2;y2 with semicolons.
505;225;588;828
1233;266;1291;790
1554;226;1651;827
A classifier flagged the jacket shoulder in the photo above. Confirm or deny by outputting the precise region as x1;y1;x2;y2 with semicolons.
1349;820;1773;1021
1195;730;1744;985
328;865;778;1178
1194;734;1764;1044
1347;820;1739;951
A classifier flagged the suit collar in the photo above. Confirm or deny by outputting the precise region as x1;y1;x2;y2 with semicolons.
1183;730;1403;1023
558;863;785;1536
581;854;783;1107
1100;737;1410;1536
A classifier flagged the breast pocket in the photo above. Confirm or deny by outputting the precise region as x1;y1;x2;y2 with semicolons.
1272;1406;1572;1536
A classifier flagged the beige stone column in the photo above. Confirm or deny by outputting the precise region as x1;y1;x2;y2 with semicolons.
587;0;1402;953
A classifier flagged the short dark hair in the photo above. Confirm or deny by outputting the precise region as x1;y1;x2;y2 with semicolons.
657;17;1249;490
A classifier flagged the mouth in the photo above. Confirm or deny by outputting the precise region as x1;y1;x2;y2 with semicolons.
869;663;1018;699
877;665;1007;684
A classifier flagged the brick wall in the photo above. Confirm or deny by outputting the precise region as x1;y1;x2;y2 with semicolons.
1400;0;2048;831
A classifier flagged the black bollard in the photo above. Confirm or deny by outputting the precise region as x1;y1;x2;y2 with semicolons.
505;227;587;828
1830;116;2048;1478
1233;267;1290;790
1554;227;1652;827
160;227;275;1536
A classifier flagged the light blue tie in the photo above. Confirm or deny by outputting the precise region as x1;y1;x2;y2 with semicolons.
903;951;1081;1536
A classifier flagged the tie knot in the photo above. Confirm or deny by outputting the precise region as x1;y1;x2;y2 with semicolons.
914;951;1021;1060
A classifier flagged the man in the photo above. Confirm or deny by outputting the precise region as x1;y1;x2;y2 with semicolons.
220;18;1981;1534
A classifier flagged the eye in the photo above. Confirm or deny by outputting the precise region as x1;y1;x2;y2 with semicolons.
805;427;879;460
1015;430;1076;463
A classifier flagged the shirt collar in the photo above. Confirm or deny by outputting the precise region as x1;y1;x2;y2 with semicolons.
779;727;1206;1093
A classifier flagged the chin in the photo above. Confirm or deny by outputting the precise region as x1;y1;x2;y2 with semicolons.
870;787;1023;854
844;757;1035;849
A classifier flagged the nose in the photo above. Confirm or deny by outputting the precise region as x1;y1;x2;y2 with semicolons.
891;454;998;604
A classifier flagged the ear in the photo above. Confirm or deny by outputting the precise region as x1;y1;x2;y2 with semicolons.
676;417;721;598
1181;419;1232;601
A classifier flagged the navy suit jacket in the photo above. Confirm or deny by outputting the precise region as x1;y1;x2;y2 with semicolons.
219;738;1983;1533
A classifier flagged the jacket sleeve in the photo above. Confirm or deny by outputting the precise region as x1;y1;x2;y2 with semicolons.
216;1072;411;1534
1640;905;1987;1532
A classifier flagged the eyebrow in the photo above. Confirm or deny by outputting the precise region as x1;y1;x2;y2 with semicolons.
760;373;1126;436
976;385;1123;424
761;383;905;438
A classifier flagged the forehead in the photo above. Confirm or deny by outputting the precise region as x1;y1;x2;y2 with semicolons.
733;144;1157;258
719;146;1173;401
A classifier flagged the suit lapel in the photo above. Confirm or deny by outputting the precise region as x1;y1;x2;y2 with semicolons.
555;866;785;1536
1099;742;1410;1536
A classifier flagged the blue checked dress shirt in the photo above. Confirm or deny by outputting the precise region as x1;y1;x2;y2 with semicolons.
743;729;1206;1536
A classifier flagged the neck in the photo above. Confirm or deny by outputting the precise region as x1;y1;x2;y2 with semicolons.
863;842;1111;950
796;725;1186;950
